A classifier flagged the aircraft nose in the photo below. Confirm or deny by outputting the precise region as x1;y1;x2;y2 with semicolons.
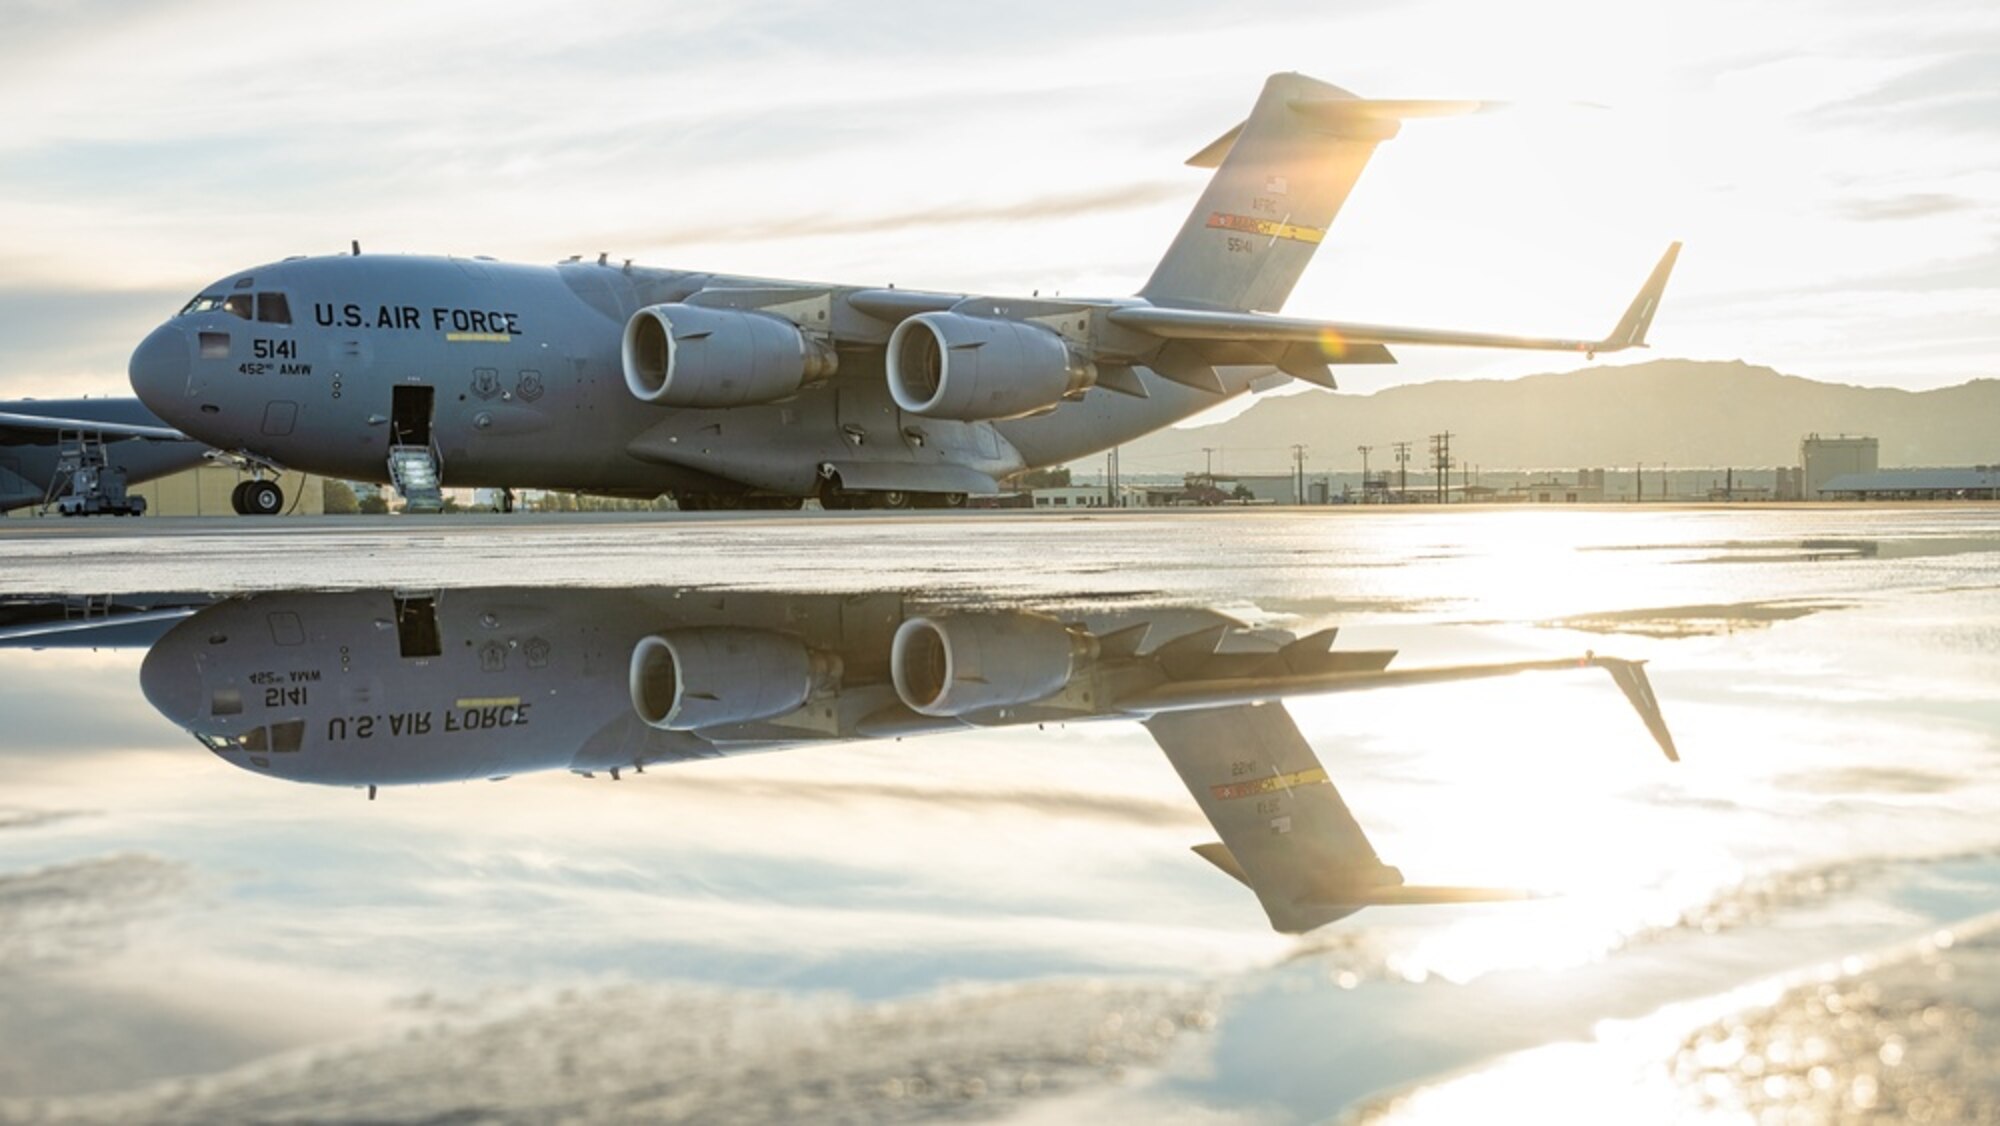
139;634;205;728
128;323;191;412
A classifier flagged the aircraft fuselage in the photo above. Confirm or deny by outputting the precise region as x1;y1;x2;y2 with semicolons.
128;255;1253;502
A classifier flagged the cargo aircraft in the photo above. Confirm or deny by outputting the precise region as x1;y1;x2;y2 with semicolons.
128;73;1679;514
131;585;1677;933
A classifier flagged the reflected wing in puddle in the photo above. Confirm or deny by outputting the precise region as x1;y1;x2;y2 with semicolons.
134;587;1677;933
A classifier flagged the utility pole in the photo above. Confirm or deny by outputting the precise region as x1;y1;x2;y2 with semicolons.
1356;445;1373;504
1393;441;1411;502
1429;431;1453;505
1290;444;1308;505
1201;447;1217;481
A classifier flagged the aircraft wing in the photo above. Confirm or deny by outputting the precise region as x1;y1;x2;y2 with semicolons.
0;410;192;446
1108;241;1681;387
1147;703;1529;934
1124;651;1679;762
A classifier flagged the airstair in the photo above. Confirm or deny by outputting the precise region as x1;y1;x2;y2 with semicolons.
388;444;444;514
43;430;146;517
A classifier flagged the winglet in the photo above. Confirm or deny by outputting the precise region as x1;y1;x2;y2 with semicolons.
1593;241;1681;356
1591;657;1679;762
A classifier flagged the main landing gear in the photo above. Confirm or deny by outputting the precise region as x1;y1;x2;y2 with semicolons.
817;487;967;511
230;478;284;516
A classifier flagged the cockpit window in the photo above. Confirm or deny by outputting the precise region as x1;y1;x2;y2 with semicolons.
195;720;305;754
244;720;305;753
181;292;290;323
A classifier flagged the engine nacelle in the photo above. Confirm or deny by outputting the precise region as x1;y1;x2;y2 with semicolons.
629;628;833;730
622;304;836;408
885;312;1095;421
891;613;1096;718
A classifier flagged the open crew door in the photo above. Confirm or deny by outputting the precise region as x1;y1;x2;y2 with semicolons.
390;385;434;447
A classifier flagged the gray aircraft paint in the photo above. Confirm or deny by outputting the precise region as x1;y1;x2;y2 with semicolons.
126;73;1676;508
0;398;208;512
127;586;1673;934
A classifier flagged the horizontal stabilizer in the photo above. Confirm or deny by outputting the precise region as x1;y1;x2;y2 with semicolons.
1306;884;1540;908
1192;842;1253;889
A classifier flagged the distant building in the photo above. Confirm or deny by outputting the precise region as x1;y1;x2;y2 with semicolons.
1510;469;1607;504
1818;468;2000;500
1802;435;1879;499
1031;485;1113;509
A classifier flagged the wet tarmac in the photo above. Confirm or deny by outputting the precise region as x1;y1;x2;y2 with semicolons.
2;505;1997;1123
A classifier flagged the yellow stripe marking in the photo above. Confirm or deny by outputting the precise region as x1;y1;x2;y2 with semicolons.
446;332;513;343
1206;212;1325;245
455;696;522;708
1211;767;1328;801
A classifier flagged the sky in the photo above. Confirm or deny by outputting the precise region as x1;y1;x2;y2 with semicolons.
0;0;1994;401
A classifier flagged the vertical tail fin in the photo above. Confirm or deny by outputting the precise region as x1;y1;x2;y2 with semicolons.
1140;73;1480;313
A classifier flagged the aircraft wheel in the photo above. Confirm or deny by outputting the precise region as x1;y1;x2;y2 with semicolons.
875;490;913;510
229;480;253;515
243;480;284;515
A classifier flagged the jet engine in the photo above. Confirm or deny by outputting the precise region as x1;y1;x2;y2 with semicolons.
891;612;1097;717
622;304;837;408
885;312;1095;421
629;628;836;730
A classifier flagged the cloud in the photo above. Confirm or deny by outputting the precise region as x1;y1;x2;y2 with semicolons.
0;284;186;395
1803;50;2000;135
602;181;1190;253
1837;192;1977;221
0;854;186;969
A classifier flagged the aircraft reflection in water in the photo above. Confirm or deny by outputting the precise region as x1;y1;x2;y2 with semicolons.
135;588;1677;934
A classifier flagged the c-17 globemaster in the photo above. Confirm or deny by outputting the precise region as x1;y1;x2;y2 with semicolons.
128;72;1679;514
118;586;1678;934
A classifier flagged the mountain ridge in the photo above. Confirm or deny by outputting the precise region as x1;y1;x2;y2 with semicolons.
1109;360;2000;474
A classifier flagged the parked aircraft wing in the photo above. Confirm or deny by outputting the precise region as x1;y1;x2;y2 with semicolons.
1111;241;1681;378
0;409;190;445
1124;653;1678;762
